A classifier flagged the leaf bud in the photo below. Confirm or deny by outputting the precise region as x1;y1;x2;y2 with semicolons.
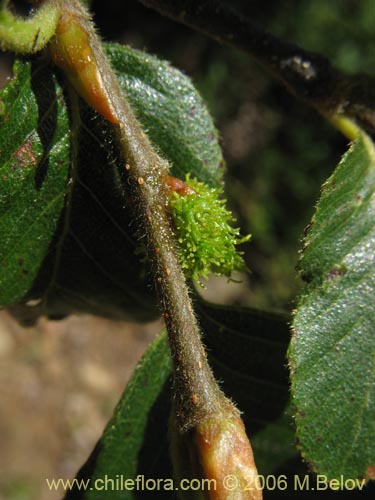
171;405;262;500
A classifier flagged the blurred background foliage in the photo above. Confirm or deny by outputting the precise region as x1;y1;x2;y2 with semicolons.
89;0;373;311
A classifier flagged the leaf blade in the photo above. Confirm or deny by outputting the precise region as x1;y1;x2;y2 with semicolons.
289;134;375;480
1;43;224;320
0;59;70;305
106;43;224;187
66;301;291;499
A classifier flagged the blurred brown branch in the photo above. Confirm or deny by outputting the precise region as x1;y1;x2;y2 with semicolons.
138;0;375;136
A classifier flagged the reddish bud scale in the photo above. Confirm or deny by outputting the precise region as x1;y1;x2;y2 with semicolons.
49;12;119;124
171;408;263;500
166;175;196;196
191;414;262;500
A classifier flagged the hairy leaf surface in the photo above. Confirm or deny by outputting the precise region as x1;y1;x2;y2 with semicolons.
0;43;223;321
107;43;224;187
0;60;69;306
290;135;375;480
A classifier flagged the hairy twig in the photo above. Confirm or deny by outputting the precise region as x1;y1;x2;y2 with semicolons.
138;0;375;138
48;0;229;433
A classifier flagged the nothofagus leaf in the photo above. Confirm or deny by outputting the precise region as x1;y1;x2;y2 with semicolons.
290;134;375;480
0;42;223;322
66;301;290;499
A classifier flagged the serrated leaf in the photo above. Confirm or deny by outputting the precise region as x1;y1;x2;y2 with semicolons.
0;43;223;322
289;134;375;480
66;300;290;500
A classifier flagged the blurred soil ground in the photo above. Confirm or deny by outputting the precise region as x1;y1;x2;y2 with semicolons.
0;311;162;499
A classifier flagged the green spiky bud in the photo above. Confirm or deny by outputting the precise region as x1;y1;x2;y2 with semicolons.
168;175;250;284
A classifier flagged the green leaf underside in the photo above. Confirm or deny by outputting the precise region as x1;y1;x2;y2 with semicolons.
0;43;223;320
67;300;291;500
289;135;375;480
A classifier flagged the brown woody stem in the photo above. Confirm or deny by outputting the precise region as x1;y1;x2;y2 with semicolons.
138;0;375;138
48;0;229;432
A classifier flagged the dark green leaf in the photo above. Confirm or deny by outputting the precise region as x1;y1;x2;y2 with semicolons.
66;300;291;499
1;58;158;323
106;43;224;187
66;330;172;500
289;135;375;480
0;59;69;306
0;43;223;322
196;300;290;433
250;408;296;476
